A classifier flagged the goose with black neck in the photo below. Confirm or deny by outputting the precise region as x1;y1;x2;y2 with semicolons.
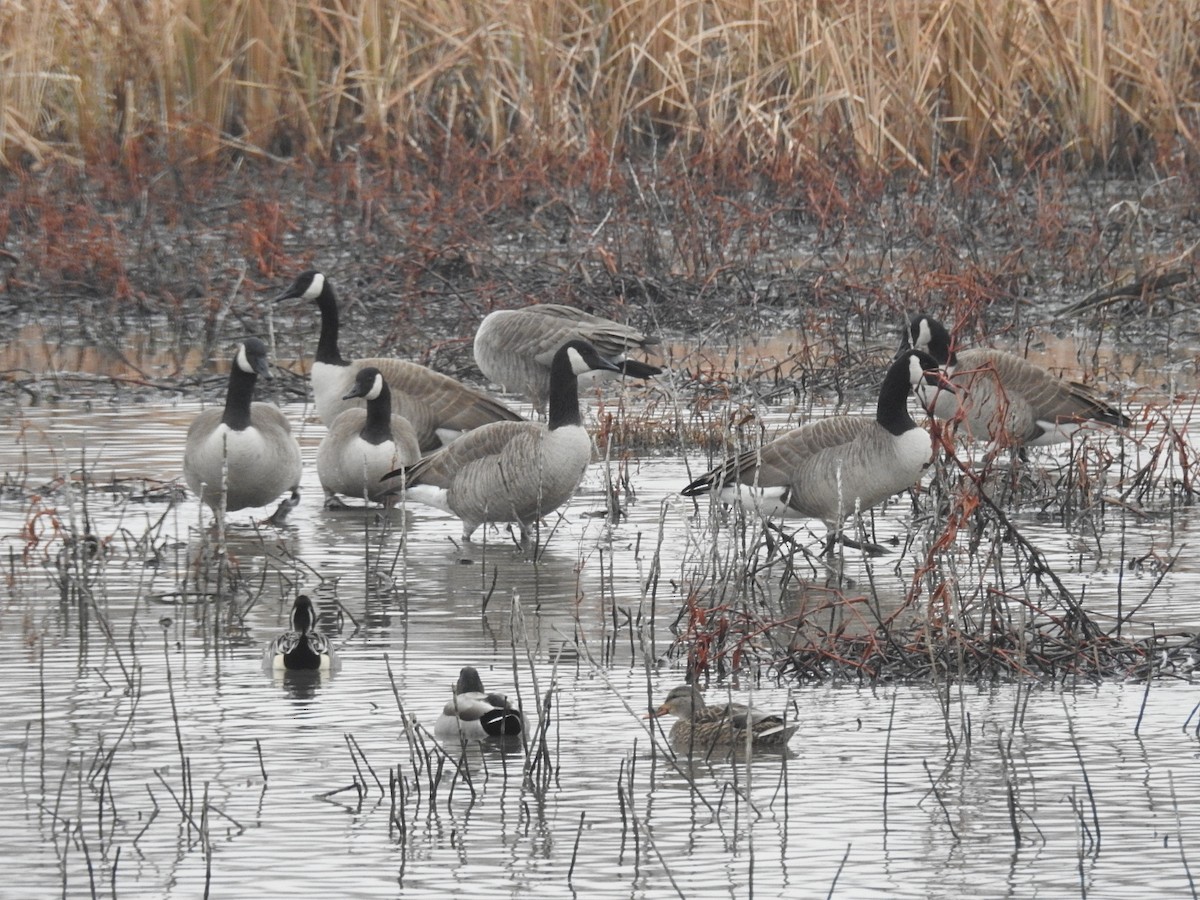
382;339;620;548
274;270;522;451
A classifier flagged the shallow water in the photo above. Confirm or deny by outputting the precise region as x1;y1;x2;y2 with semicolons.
2;395;1200;898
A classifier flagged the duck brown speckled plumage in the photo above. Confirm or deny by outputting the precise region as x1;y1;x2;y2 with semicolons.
651;685;798;754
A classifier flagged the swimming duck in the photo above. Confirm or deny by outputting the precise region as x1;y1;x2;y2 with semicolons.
650;685;797;753
262;595;340;673
434;666;526;741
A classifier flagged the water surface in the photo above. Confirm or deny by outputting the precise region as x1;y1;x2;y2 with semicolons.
2;395;1198;898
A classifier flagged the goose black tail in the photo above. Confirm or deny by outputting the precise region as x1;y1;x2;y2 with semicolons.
616;359;664;380
680;475;714;498
1098;406;1133;428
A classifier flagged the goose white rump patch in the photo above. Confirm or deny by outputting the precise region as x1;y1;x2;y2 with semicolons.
404;484;455;516
716;485;795;518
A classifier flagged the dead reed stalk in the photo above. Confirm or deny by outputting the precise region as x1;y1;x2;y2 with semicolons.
2;0;1195;172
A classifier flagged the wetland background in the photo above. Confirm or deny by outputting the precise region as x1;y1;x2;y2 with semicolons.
3;1;1200;897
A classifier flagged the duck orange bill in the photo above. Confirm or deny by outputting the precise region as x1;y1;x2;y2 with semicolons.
644;705;668;719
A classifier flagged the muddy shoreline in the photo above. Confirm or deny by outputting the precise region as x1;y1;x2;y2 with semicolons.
0;158;1195;408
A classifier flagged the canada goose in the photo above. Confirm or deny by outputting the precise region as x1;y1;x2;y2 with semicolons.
903;314;1132;447
262;595;340;673
474;303;662;413
649;685;798;753
681;349;950;554
381;340;620;546
183;338;302;514
274;271;522;451
316;367;421;507
434;666;527;742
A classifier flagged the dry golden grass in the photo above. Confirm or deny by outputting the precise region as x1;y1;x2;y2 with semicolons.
1;0;1196;171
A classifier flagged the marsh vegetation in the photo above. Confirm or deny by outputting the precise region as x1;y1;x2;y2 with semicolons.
3;2;1200;896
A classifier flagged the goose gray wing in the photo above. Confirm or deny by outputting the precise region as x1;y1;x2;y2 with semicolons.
688;417;872;492
518;305;659;364
403;422;539;488
968;350;1128;426
363;357;522;450
953;349;1128;443
475;305;660;411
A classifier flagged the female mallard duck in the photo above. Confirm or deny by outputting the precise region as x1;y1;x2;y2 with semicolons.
434;666;526;741
262;595;340;674
650;685;797;753
902;314;1131;447
183;338;302;514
